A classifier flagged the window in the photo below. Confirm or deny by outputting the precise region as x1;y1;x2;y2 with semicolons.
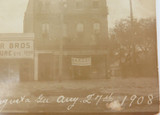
42;23;49;33
38;2;42;12
42;23;49;39
62;24;67;37
76;23;84;33
39;0;51;13
61;0;68;8
91;35;96;45
62;0;67;2
93;23;100;33
76;0;83;9
92;0;99;9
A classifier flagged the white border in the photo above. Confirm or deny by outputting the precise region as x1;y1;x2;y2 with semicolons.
157;0;160;87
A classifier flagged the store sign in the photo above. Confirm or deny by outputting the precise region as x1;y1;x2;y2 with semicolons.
0;41;34;59
72;57;91;66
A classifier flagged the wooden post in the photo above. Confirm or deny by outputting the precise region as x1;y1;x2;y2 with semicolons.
8;63;11;78
34;53;39;81
105;1;109;79
53;55;56;80
58;3;63;82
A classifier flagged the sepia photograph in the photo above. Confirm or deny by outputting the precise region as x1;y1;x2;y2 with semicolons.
0;0;159;115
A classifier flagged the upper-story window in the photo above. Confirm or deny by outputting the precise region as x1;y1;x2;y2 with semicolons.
42;23;50;39
76;0;83;9
60;0;68;8
62;0;67;2
76;23;84;33
42;23;49;33
92;0;99;9
63;24;67;37
93;23;100;33
37;1;42;12
93;23;101;34
41;1;51;13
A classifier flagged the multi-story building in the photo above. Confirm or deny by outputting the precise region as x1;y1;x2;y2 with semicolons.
24;0;109;81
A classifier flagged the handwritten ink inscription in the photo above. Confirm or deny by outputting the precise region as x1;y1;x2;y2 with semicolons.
35;94;50;104
0;94;49;111
0;93;155;112
56;93;155;111
57;96;79;110
0;96;31;111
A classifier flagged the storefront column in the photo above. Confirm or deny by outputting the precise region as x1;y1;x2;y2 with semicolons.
34;53;39;81
52;55;56;80
71;65;74;79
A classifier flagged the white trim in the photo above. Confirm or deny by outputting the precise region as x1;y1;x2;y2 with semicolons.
156;0;160;90
34;53;39;81
0;33;34;40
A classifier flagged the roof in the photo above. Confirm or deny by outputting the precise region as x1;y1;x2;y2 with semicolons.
25;0;34;13
0;33;34;41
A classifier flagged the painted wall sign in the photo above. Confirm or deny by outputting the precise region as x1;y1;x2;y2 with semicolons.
0;41;34;59
72;57;91;66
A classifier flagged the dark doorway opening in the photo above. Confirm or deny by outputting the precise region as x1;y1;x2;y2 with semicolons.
20;60;34;81
0;60;19;82
38;54;53;81
73;66;90;79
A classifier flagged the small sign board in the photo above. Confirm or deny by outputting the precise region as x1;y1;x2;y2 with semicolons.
72;57;91;66
0;41;34;59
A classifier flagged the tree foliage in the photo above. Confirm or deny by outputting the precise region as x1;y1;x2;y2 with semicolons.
109;18;157;77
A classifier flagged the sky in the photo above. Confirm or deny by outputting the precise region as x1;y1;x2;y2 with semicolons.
0;0;156;33
107;0;156;28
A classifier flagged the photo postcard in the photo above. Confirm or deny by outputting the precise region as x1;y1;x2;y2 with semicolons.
0;0;159;115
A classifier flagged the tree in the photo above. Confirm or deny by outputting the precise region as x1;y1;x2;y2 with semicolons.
109;18;157;77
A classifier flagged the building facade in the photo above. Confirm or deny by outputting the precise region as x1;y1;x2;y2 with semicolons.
24;0;109;81
0;33;34;82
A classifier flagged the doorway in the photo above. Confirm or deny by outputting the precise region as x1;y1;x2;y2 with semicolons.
38;54;53;81
0;60;20;82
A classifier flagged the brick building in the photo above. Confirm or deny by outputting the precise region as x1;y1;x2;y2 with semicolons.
24;0;109;81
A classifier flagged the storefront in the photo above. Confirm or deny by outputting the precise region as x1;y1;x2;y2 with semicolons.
71;56;91;79
0;33;34;82
33;50;108;81
0;34;109;81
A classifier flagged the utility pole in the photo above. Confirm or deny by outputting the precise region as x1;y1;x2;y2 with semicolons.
58;0;67;82
106;0;109;78
129;0;136;73
130;0;134;23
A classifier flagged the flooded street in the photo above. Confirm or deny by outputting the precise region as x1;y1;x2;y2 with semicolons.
0;77;158;113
